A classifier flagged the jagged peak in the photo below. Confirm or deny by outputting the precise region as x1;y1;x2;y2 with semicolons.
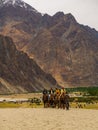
65;13;77;22
42;13;52;18
0;0;38;13
53;11;64;18
52;12;76;23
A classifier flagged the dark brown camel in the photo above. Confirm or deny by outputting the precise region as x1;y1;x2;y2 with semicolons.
42;93;48;108
59;93;70;110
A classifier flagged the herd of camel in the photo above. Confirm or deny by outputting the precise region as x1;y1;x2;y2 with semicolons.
42;91;70;110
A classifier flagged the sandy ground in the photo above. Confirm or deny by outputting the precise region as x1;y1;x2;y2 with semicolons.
0;108;98;130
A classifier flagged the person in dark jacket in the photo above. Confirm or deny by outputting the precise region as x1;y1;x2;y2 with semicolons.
43;89;48;94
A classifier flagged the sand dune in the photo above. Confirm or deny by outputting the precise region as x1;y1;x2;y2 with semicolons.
0;108;98;130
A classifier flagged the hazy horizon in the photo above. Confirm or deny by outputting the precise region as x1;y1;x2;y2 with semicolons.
23;0;98;31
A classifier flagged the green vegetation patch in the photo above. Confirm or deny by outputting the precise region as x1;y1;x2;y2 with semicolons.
66;87;98;96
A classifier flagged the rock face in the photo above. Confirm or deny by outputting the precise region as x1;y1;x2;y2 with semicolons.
25;13;98;87
0;35;59;94
0;0;98;87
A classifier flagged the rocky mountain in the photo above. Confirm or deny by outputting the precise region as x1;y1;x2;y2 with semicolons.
0;35;59;94
0;0;98;87
25;12;98;87
0;0;42;49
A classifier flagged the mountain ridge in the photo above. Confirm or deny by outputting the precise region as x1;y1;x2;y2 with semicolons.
0;0;98;88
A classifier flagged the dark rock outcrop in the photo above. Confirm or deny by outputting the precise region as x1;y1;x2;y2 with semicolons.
0;35;59;94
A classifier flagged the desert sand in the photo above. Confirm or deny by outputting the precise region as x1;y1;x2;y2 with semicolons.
0;108;98;130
